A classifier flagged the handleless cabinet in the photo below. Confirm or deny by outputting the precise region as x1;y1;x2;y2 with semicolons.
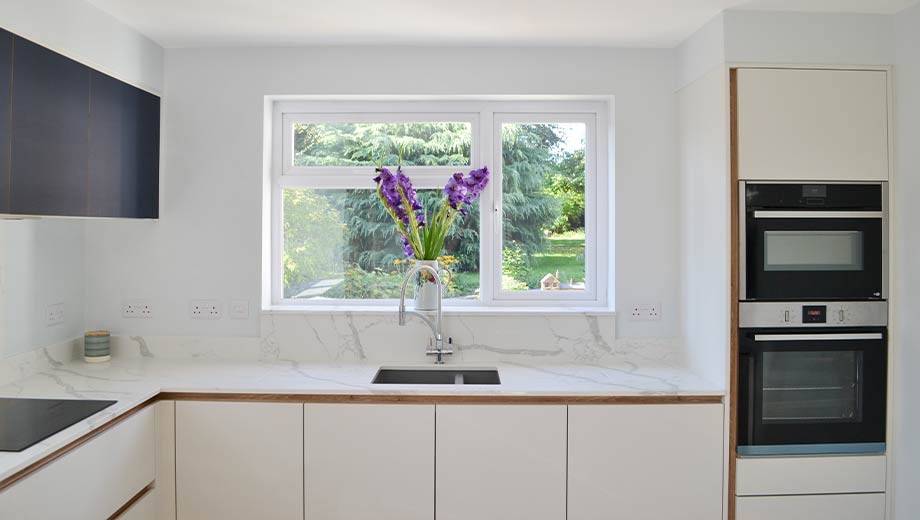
88;70;159;218
736;68;890;181
175;401;303;520
0;28;159;218
0;29;11;213
304;404;434;520
435;404;567;520
567;403;724;520
10;36;91;216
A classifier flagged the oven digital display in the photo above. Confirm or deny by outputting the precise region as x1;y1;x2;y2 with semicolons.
802;305;827;324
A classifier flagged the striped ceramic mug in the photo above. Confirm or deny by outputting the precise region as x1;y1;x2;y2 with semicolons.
84;330;111;363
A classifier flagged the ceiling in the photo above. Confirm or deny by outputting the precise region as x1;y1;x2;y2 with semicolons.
85;0;919;48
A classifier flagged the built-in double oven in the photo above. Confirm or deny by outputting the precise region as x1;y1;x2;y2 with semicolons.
738;182;888;457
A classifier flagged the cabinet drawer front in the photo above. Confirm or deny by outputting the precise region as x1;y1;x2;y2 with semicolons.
0;406;156;519
737;493;885;520
114;488;156;520
736;455;886;496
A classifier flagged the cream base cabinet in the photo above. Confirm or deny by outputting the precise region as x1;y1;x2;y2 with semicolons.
0;406;155;520
436;404;567;520
304;404;434;520
736;68;889;181
568;404;724;520
175;401;303;520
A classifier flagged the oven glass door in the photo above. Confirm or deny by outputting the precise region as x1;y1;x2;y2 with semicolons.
739;329;887;454
745;213;883;300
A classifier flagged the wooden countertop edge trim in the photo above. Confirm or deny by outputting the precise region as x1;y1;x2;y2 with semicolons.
156;391;724;404
0;395;158;493
0;390;723;492
107;482;154;520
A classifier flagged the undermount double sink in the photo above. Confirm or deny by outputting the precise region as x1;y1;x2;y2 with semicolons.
372;367;501;385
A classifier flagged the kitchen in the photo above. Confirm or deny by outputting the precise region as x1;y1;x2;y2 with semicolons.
0;1;918;519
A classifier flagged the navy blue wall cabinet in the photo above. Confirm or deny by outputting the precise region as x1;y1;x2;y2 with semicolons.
88;70;160;218
0;29;13;213
2;30;159;219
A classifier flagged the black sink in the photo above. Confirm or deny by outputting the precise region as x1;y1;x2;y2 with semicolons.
372;368;501;385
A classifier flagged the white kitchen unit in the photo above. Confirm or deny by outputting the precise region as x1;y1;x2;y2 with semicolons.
116;488;157;520
175;401;303;520
736;454;887;496
304;403;434;520
435;404;567;520
155;400;176;520
736;493;886;520
567;403;724;520
736;68;889;181
0;406;156;520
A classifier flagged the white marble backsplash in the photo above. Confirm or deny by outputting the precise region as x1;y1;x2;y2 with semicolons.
1;312;685;387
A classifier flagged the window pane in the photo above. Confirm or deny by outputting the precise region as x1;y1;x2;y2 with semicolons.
500;123;586;292
283;188;480;300
292;122;471;167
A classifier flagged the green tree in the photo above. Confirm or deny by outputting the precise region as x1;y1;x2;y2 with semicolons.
545;148;586;233
282;189;346;296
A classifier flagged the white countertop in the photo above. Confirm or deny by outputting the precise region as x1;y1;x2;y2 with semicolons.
0;356;722;485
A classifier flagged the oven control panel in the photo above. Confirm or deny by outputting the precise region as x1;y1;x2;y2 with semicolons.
739;301;888;328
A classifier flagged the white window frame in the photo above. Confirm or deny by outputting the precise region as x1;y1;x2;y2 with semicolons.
270;99;609;308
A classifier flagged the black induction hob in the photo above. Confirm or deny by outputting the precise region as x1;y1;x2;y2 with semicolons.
0;398;117;452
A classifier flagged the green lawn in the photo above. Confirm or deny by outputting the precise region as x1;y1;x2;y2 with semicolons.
526;232;586;288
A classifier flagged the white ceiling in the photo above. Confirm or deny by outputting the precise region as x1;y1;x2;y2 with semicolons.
85;0;918;48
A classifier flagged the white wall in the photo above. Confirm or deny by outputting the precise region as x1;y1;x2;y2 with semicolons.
83;46;681;339
892;3;920;518
0;0;163;358
676;14;725;91
723;10;895;65
677;65;729;387
0;0;163;93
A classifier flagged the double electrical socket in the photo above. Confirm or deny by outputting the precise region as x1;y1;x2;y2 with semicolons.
629;303;661;321
190;300;222;320
123;300;153;318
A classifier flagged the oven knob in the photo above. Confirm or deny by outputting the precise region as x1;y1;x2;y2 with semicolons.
839;309;846;323
784;310;791;323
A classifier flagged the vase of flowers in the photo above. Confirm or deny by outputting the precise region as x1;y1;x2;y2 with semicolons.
373;154;489;311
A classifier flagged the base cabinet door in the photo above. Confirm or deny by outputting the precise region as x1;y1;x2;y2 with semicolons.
175;401;303;520
0;406;155;520
435;404;567;520
736;493;885;520
568;404;724;520
305;404;434;520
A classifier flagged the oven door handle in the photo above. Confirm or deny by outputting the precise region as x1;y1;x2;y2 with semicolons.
753;333;884;341
753;210;884;219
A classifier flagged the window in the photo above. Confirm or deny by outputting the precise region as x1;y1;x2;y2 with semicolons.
271;100;609;307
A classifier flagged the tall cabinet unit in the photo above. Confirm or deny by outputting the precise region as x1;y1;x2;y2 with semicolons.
730;66;892;520
0;27;159;218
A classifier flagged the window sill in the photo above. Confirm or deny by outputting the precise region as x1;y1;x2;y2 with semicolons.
263;304;615;317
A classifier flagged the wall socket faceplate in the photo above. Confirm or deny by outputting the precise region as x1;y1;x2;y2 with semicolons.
190;300;222;320
46;302;65;326
229;299;249;320
629;303;661;321
123;300;153;319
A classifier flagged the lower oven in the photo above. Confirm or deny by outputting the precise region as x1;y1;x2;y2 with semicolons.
737;327;887;456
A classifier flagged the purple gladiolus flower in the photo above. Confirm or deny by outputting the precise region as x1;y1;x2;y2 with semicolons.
444;172;468;210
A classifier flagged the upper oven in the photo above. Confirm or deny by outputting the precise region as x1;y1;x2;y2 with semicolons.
740;182;887;301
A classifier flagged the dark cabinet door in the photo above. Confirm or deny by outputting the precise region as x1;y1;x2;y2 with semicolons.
10;36;91;216
88;71;159;218
0;29;12;213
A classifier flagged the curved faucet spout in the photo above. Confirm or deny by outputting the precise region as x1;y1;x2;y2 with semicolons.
398;264;451;364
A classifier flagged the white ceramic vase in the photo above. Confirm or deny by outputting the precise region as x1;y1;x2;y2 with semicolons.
413;260;450;311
